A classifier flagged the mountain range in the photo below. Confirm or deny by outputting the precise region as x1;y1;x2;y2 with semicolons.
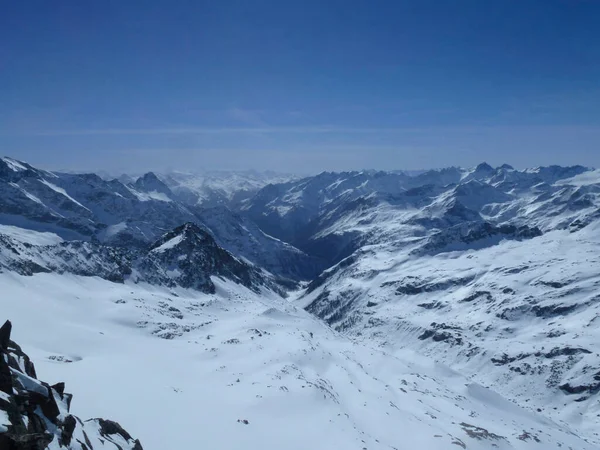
1;155;600;449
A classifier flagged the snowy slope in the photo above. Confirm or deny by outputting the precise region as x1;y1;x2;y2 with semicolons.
237;162;600;443
2;271;594;450
300;206;600;444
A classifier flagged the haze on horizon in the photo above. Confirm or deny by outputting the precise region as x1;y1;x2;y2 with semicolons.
1;1;599;173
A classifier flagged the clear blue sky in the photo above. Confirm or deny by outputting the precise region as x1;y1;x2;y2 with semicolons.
1;0;599;173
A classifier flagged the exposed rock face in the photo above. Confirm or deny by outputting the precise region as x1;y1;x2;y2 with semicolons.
413;221;543;255
0;320;143;450
141;222;280;294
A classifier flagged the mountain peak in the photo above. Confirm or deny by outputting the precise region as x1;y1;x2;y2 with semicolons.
0;156;39;181
174;222;211;240
149;222;211;253
475;162;494;172
134;172;172;195
138;171;160;182
144;222;275;294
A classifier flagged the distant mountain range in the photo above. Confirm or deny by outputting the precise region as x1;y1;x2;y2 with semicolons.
2;155;600;448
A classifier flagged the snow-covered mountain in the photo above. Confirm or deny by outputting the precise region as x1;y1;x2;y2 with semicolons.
241;163;594;263
0;221;282;296
246;162;600;443
2;156;600;448
0;157;315;282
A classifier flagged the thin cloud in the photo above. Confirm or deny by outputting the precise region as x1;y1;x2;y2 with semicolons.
2;124;598;137
0;126;430;136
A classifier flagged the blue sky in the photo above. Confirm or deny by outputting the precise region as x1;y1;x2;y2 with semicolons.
1;0;599;173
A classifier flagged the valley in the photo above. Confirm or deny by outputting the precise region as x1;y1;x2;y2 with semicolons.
1;156;600;449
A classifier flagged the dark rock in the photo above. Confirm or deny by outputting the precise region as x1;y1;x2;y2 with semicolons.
417;301;446;310
491;353;529;366
0;431;55;449
52;382;66;396
418;323;464;346
418;330;435;340
97;418;134;441
539;347;591;359
389;275;476;296
532;303;578;318
559;383;593;395
460;291;493;303
537;280;570;289
460;422;505;441
414;221;542;256
0;320;11;348
61;415;77;446
0;333;12;395
142;222;279;295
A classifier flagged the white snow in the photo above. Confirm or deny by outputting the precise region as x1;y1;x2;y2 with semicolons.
301;222;600;444
9;182;47;207
2;160;600;448
104;222;128;238
1;271;594;449
144;190;172;202
2;157;27;172
159;170;299;205
150;234;184;253
0;409;9;433
39;179;92;212
126;187;172;202
0;224;63;245
555;169;600;187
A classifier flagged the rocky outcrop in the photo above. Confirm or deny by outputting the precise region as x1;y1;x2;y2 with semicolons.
0;320;143;450
414;221;543;255
140;222;282;294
